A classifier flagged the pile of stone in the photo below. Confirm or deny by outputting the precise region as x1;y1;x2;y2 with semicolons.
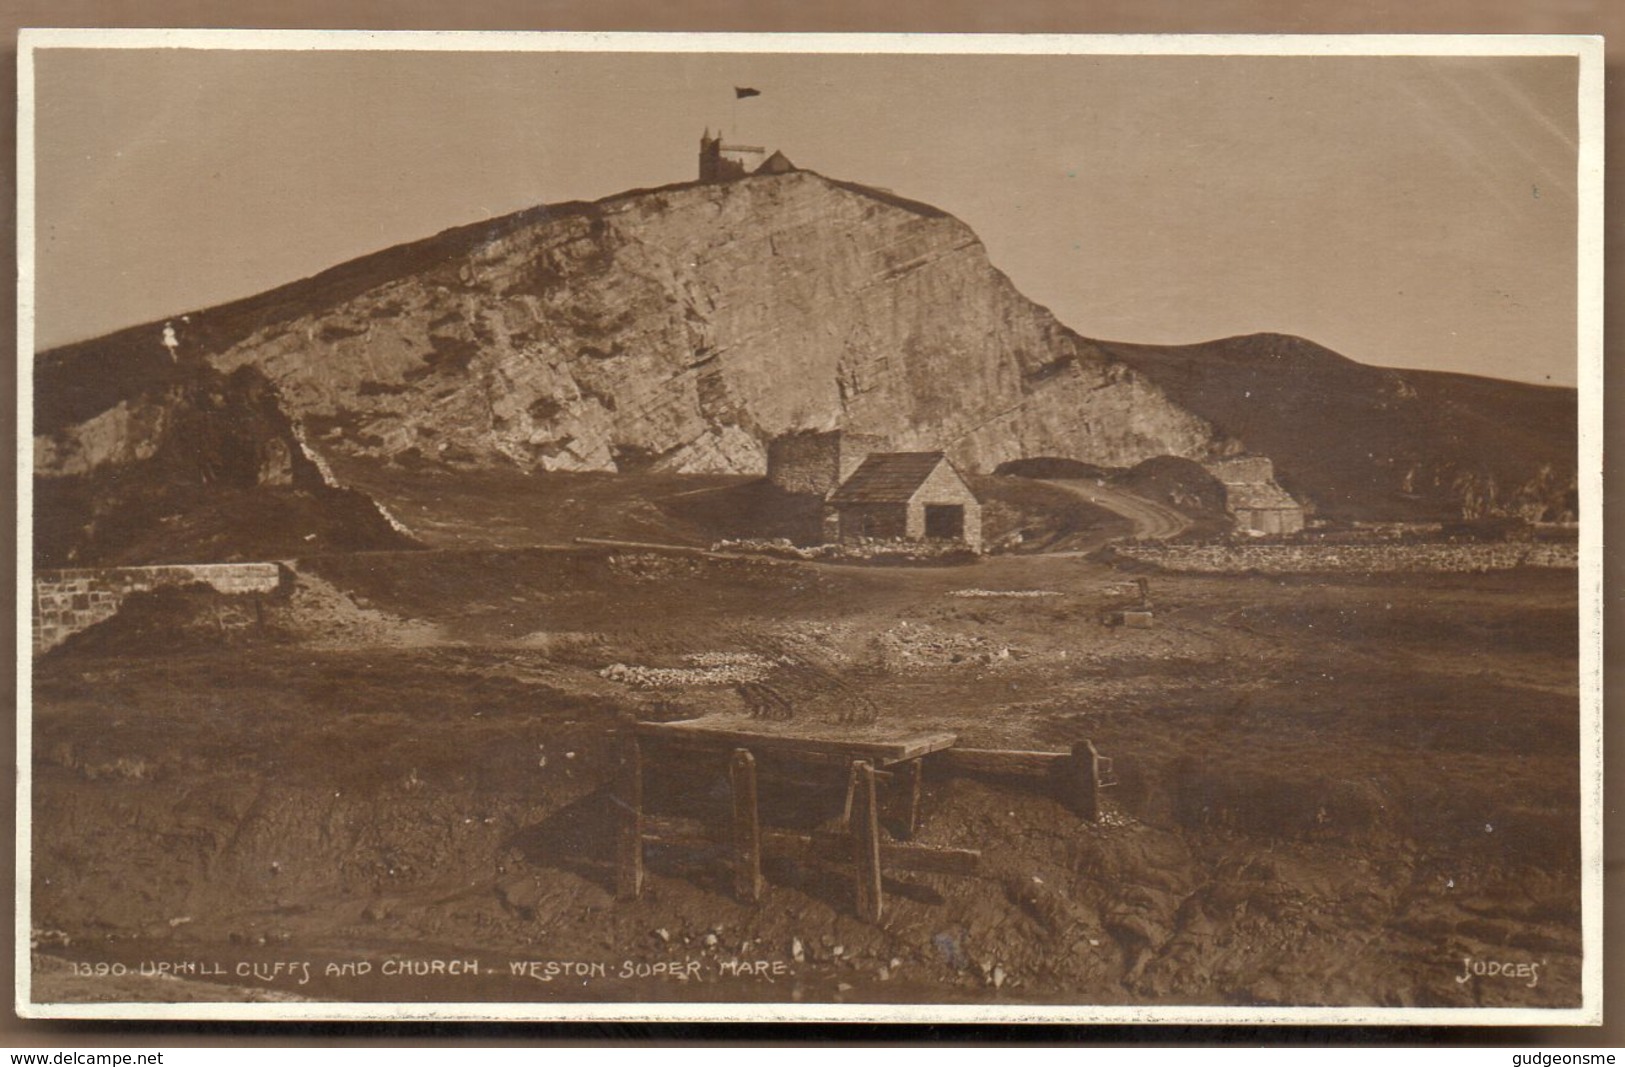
599;652;775;689
711;537;976;564
871;621;1018;671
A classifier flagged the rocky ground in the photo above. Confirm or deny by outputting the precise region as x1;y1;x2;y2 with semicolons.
26;538;1582;1011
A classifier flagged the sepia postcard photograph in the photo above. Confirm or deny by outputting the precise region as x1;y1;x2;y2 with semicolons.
14;30;1604;1025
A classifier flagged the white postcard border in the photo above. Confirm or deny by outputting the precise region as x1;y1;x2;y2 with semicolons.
14;29;1605;1027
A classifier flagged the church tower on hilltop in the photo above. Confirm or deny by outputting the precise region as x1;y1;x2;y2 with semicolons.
699;129;786;183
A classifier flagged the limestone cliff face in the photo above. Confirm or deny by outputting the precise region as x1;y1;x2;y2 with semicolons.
144;171;1221;476
37;171;1574;530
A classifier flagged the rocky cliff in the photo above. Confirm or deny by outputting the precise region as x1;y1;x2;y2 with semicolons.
35;169;1577;555
37;172;1223;484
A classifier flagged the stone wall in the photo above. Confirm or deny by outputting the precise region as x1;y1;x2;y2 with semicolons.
766;431;887;497
33;562;284;655
1110;541;1577;574
1233;506;1305;536
910;460;984;550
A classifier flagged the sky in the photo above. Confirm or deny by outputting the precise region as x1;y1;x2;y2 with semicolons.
29;45;1581;385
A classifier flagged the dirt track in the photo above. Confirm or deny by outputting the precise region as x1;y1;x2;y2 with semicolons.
1044;479;1193;545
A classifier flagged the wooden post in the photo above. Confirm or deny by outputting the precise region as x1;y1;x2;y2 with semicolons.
839;760;860;831
851;760;884;923
616;735;645;901
730;748;763;903
1069;740;1101;823
892;758;923;841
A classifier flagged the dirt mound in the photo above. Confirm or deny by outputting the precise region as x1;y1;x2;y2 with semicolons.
1113;456;1228;522
35;361;418;568
46;566;442;660
48;582;280;658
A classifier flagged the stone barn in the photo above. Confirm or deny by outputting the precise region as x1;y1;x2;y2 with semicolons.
826;452;982;551
1203;456;1306;535
1223;483;1306;535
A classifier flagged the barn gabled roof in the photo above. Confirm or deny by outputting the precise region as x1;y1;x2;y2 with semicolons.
829;451;958;504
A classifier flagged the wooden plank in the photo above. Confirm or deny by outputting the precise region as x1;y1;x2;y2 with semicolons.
880;841;978;876
852;760;884;922
759;829;977;874
642;733;900;779
573;536;714;557
641;816;719;849
731;749;763;903
933;747;1068;776
839;760;859;832
643;813;719;844
636;718;957;766
641;737;855;772
615;736;645;901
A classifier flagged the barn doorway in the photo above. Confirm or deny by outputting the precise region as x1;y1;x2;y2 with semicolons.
924;504;966;541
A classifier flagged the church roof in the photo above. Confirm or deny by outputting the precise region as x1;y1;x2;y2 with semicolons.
755;150;797;175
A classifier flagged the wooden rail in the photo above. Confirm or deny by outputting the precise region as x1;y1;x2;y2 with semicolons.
636;718;957;767
935;740;1114;820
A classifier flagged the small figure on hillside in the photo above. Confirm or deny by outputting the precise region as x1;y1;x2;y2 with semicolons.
161;322;179;361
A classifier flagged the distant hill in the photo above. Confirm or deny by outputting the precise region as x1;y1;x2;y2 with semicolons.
33;172;1575;563
1099;334;1575;523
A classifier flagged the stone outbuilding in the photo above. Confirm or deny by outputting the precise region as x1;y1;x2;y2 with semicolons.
826;451;982;551
1202;455;1306;535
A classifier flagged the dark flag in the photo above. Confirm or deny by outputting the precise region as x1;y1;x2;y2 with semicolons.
735;86;761;99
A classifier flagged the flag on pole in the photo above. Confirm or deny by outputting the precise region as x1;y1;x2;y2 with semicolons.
734;86;761;99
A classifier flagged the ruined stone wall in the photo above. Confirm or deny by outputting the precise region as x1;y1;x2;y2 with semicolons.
1110;542;1577;574
33;562;284;655
766;431;843;495
766;431;886;496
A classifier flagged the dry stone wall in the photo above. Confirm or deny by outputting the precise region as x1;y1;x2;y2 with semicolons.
33;562;283;655
1111;541;1577;574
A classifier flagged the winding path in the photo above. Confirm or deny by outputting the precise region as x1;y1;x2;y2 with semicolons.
1043;478;1194;546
